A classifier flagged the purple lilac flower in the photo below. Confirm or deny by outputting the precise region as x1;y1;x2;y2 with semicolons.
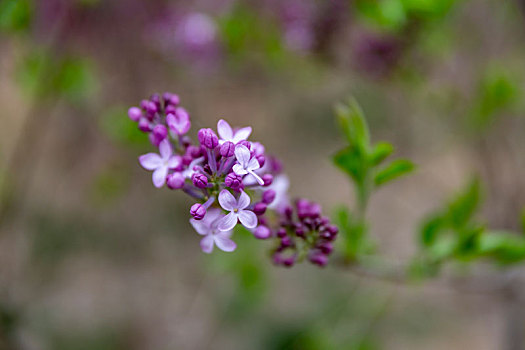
139;139;182;188
217;190;257;231
129;92;338;265
232;145;264;185
166;108;191;135
190;209;236;253
217;119;252;145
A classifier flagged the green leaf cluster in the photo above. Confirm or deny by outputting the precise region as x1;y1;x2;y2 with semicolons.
333;98;415;211
419;179;525;267
333;98;415;261
354;0;460;33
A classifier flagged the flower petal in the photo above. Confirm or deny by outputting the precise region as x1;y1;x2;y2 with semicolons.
190;219;210;235
238;210;257;229
214;234;236;252
232;163;248;176
200;235;214;253
234;145;251;167
158;139;173;159
218;190;237;211
152;166;168;188
237;190;251;209
217;119;233;141
247;157;260;171
167;155;182;169
139;153;162;170
204;209;222;224
232;126;252;143
217;212;238;231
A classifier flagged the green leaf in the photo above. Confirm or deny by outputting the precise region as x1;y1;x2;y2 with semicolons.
420;215;445;247
0;0;32;33
374;159;415;187
446;178;481;229
479;231;525;264
335;98;370;151
333;146;368;185
369;142;394;166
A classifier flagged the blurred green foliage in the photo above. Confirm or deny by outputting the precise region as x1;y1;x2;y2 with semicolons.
16;50;96;103
99;107;150;149
333;99;415;261
418;179;525;271
354;0;461;32
0;0;32;33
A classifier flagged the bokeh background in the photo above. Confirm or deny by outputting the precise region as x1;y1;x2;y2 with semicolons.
2;0;525;349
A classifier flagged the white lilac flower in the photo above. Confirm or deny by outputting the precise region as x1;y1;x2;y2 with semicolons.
190;209;236;253
217;190;257;231
139;139;181;188
232;145;264;185
217;119;252;145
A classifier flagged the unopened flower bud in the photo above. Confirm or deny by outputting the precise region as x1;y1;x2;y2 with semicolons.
253;202;267;215
198;128;218;149
152;124;168;142
318;242;333;255
309;252;328;267
190;203;206;220
276;228;287;238
138;118;152;132
166;172;185;189
262;174;273;187
128;107;142;121
253;225;271;239
225;173;243;190
192;173;208;189
256;154;265;167
262;190;276;204
163;92;180;106
220;141;235;157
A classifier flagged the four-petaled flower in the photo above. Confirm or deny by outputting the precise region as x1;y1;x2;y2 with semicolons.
232;145;264;185
190;209;236;253
217;119;252;145
139;139;181;188
217;189;257;231
166;108;191;135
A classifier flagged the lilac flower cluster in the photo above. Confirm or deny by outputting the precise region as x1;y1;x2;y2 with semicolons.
271;199;338;267
128;93;337;267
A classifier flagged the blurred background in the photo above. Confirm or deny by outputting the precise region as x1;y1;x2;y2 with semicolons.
1;0;525;349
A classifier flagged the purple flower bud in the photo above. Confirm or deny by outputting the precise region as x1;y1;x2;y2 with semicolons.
165;105;176;115
138;118;152;132
309;252;328;267
150;93;161;109
281;236;292;247
277;228;287;238
182;155;193;166
190;203;206;220
225;173;243;190
262;190;276;204
327;225;339;235
262;174;273;187
220;141;235;157
144;101;158;117
163;92;180;106
140;99;149;110
186;145;202;158
282;256;295;267
318;242;333;255
166;172;185;189
152;124;168;142
270;157;283;173
253;202;267;215
192;173;208;189
198;128;219;149
253;225;271;239
238;140;251;148
128;107;142;121
284;206;293;220
256;154;265;167
295;224;305;237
